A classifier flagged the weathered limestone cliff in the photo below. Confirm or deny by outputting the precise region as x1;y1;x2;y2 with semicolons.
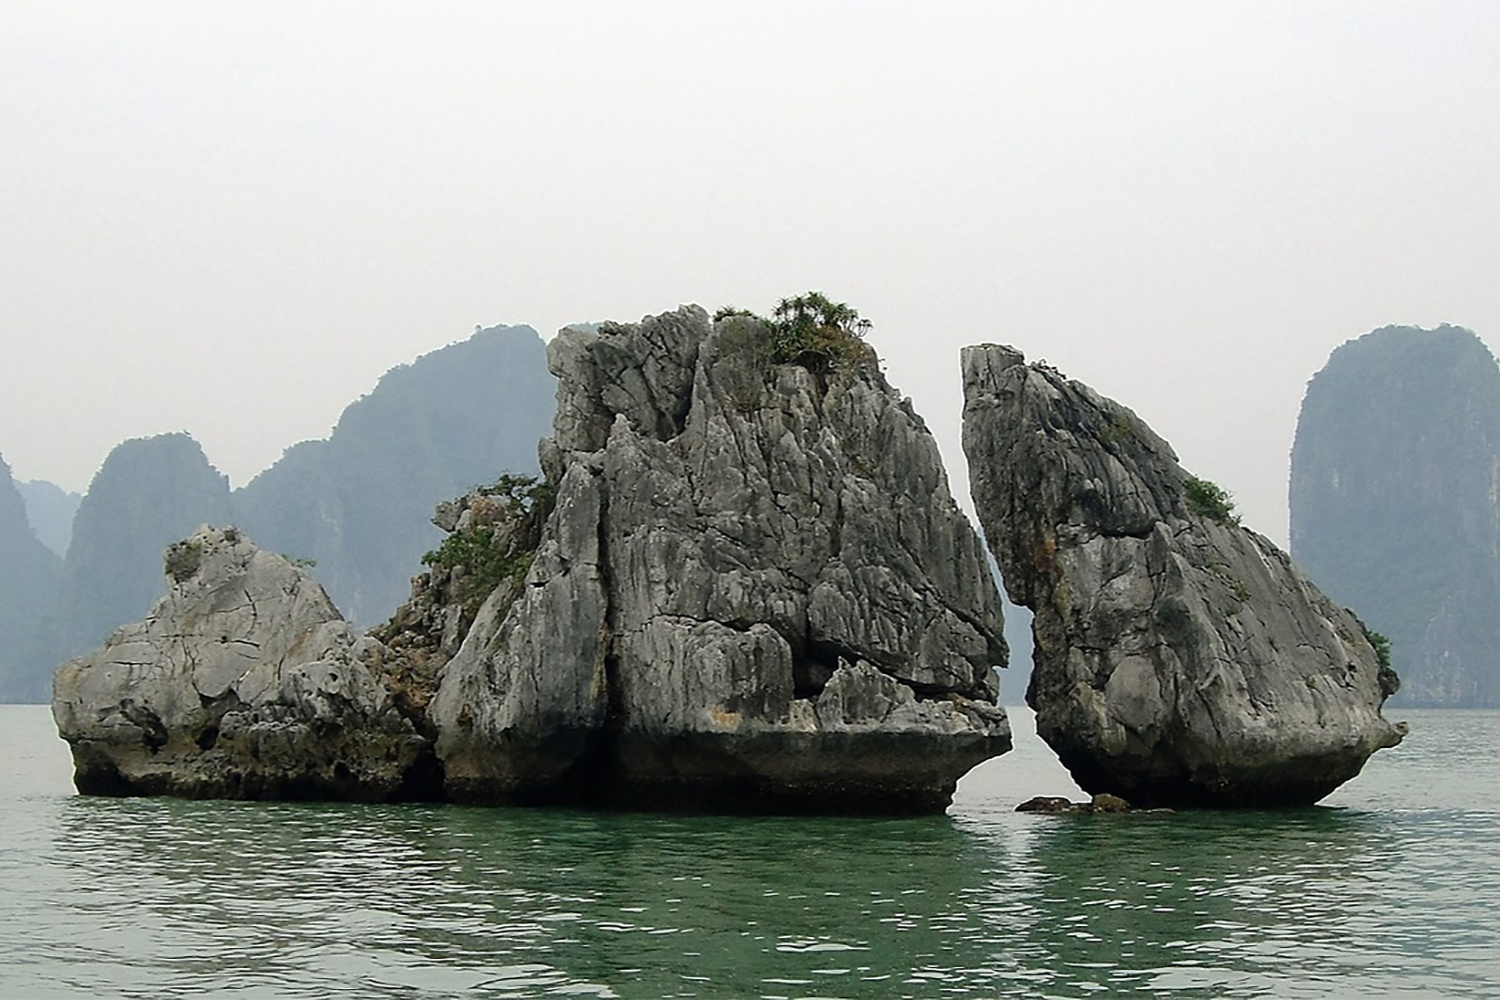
961;345;1405;807
52;527;433;801
431;306;1010;813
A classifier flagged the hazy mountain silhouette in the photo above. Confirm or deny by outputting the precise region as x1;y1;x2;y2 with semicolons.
0;455;63;702
16;480;80;558
1290;324;1500;707
232;323;554;624
7;324;556;702
58;433;235;659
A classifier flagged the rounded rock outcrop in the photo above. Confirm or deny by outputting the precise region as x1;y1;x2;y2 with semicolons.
52;526;431;801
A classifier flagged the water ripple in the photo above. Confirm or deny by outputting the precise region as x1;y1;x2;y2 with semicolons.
2;708;1498;997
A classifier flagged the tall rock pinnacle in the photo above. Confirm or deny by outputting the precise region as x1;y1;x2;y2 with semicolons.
432;306;1011;813
962;344;1404;807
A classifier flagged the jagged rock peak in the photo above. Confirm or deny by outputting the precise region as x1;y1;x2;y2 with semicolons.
431;305;1011;814
961;343;1405;808
52;526;435;801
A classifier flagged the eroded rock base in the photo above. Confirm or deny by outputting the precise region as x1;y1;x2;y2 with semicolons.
444;726;1010;815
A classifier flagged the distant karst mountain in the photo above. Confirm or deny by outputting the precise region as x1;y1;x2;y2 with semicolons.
58;433;235;659
0;455;64;702
1290;324;1500;707
233;323;555;625
5;323;557;703
16;480;80;558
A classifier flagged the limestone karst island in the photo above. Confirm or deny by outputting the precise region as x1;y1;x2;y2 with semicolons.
49;299;1405;813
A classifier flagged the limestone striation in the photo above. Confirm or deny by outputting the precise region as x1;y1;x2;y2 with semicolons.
430;306;1011;813
52;526;433;801
961;344;1405;807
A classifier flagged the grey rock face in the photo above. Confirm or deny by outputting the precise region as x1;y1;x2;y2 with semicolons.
375;486;552;709
961;344;1405;807
432;307;1010;813
52;526;432;801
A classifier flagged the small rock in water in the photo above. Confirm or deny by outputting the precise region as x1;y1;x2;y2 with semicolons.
1016;795;1082;814
1015;792;1134;814
1089;792;1131;814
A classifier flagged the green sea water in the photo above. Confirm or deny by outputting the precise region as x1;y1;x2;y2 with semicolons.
1;705;1495;999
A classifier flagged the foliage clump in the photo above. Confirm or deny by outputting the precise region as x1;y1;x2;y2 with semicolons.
471;472;553;513
422;528;531;599
713;291;877;377
1182;475;1241;527
163;540;203;583
1100;417;1139;449
421;473;553;616
1357;623;1400;698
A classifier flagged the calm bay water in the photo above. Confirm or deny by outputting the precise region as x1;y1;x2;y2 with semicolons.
2;705;1496;999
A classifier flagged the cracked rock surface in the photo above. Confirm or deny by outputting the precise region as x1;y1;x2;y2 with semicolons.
52;526;432;801
961;344;1406;807
430;307;1010;813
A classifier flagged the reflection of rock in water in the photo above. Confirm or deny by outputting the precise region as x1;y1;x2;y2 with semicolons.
46;788;1398;997
962;344;1405;807
1011;808;1392;989
49;794;1002;995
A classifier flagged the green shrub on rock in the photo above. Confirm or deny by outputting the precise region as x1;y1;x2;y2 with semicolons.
713;292;877;379
1183;475;1241;527
421;473;554;616
163;539;203;583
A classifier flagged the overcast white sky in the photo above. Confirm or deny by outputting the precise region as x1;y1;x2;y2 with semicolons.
3;1;1498;545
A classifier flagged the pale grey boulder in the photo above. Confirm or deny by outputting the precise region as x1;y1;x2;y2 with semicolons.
961;344;1405;807
432;307;1010;813
52;526;432;801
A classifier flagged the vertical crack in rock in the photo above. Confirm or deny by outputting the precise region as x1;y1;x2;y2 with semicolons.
960;343;1407;807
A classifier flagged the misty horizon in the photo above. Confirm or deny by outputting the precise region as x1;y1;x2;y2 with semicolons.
6;2;1500;548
